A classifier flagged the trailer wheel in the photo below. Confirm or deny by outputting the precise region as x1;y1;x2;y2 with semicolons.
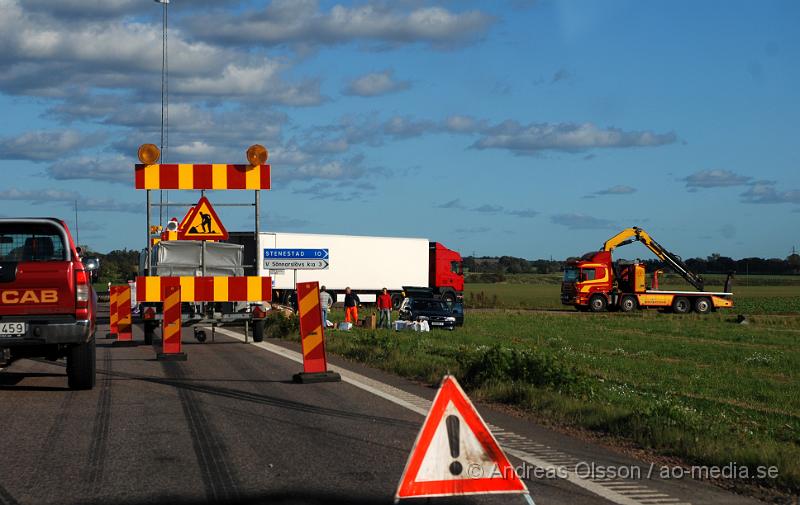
694;297;712;315
143;322;155;345
672;296;691;314
619;295;638;313
589;294;607;312
253;320;265;342
194;329;207;343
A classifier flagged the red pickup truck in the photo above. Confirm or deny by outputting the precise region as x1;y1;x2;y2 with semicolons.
0;218;98;389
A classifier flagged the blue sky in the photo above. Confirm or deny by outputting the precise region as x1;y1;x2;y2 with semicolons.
0;0;798;260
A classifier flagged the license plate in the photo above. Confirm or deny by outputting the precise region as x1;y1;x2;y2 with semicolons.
432;322;444;326
0;322;26;336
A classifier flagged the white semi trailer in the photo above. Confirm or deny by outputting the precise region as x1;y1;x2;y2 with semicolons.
229;232;464;307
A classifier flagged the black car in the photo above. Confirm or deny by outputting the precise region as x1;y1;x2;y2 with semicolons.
448;301;464;326
398;297;457;330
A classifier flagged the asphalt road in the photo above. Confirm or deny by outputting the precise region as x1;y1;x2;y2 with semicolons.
0;307;768;505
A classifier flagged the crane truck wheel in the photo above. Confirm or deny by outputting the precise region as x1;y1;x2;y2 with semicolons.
619;295;638;313
694;297;712;315
672;296;691;314
589;294;607;312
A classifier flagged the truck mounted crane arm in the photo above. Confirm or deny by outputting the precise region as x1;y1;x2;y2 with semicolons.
601;227;705;291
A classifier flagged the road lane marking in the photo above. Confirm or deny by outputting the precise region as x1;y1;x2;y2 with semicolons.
212;327;691;505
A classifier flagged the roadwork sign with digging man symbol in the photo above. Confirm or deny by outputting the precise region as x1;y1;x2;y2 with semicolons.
177;196;229;241
199;212;213;233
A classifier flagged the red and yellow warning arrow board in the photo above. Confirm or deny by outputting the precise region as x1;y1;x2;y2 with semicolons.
115;285;133;343
158;285;186;361
135;164;270;190
293;281;340;383
177;196;228;241
136;276;271;303
108;287;119;337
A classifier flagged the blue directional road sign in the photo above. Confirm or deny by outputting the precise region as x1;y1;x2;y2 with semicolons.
264;248;329;259
264;248;329;270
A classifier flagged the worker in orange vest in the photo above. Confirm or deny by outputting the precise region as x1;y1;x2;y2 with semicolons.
344;287;360;324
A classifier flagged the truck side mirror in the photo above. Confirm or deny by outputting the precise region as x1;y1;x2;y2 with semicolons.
84;257;100;282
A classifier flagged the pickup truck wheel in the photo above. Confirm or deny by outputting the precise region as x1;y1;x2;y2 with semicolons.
619;295;638;312
589;295;607;312
67;337;96;390
694;297;712;314
253;320;265;342
672;296;691;314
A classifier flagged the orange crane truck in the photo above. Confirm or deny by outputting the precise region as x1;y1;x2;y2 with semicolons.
561;227;734;314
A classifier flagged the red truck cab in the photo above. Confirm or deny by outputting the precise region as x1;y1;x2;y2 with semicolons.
0;218;98;389
429;242;464;303
561;251;613;309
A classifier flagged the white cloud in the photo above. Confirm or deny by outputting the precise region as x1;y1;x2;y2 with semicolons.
436;199;465;209
444;115;484;133
472;121;676;155
0;130;103;161
505;209;538;218
682;169;752;188
170;141;216;158
740;182;800;204
472;204;503;213
551;213;616;229
0;0;322;106
46;155;131;184
595;185;637;196
0;188;138;212
343;69;410;97
188;1;495;49
274;155;367;182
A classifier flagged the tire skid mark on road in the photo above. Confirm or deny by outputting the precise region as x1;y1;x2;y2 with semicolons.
163;361;241;504
214;343;417;428
84;348;113;495
95;364;417;429
22;388;76;494
0;483;19;505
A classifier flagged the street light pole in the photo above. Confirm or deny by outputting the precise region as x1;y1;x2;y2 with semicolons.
155;0;169;226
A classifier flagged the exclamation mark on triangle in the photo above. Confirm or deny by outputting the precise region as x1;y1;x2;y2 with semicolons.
446;414;462;476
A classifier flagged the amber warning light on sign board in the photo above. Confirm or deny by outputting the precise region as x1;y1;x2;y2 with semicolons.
138;144;161;164
246;144;268;166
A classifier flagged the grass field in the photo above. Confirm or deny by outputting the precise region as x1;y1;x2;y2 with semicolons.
267;274;800;495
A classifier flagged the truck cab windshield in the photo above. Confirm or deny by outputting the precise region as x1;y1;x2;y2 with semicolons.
563;267;578;282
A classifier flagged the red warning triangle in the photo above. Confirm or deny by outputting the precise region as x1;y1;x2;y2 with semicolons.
395;375;529;501
177;196;228;241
